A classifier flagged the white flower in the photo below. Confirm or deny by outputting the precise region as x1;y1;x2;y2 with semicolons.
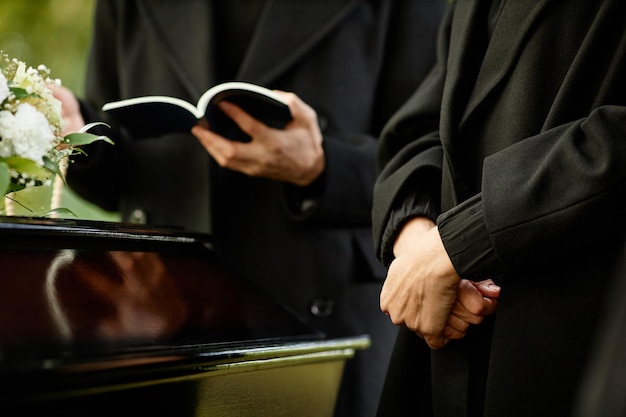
0;72;8;104
9;61;63;132
12;62;30;88
0;50;111;200
0;103;55;165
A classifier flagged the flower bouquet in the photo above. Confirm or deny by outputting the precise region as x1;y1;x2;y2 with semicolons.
0;51;112;216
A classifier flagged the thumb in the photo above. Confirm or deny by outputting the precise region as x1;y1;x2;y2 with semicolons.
472;279;501;299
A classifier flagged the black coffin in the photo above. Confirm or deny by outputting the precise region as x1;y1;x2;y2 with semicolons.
0;217;369;416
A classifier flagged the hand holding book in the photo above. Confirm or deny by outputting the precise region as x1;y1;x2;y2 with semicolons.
191;90;325;187
102;81;292;141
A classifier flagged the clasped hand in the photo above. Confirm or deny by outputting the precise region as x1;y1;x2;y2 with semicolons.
381;217;500;349
191;91;325;186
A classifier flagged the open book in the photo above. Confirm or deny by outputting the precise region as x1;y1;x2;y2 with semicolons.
101;81;292;141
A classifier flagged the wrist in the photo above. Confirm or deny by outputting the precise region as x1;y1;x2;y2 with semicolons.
296;150;325;186
393;216;436;257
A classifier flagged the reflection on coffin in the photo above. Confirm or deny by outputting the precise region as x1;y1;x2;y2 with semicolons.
0;217;369;416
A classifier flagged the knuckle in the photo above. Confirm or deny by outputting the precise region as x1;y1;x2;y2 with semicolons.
467;298;487;316
420;323;439;338
390;316;404;326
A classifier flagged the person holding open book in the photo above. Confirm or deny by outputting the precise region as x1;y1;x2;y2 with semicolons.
53;1;446;416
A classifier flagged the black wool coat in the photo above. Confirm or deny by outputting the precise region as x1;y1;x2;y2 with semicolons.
67;1;445;416
373;1;626;416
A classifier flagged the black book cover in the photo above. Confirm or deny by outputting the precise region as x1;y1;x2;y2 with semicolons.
102;82;292;142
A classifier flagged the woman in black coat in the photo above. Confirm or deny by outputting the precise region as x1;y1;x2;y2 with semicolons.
373;0;626;416
58;1;446;416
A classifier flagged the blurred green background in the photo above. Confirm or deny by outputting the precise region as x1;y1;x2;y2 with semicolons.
0;0;119;221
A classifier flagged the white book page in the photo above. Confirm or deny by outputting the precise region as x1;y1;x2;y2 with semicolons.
102;96;201;118
196;82;287;113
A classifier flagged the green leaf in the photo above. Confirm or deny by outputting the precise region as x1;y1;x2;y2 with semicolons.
4;156;51;179
3;194;33;213
0;162;9;196
44;207;77;218
79;121;110;133
8;86;33;100
64;131;114;146
42;155;63;178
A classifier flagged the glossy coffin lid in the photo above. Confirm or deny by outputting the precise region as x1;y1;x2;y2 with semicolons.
0;216;322;372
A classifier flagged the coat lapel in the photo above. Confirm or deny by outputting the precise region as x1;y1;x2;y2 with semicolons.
136;0;214;99
440;0;487;141
136;0;358;94
438;0;551;224
457;0;551;129
236;0;359;85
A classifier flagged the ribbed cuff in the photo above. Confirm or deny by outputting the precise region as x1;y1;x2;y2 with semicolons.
437;194;503;280
380;189;441;266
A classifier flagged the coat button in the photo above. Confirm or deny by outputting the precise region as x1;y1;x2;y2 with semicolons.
310;298;334;318
128;208;148;224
